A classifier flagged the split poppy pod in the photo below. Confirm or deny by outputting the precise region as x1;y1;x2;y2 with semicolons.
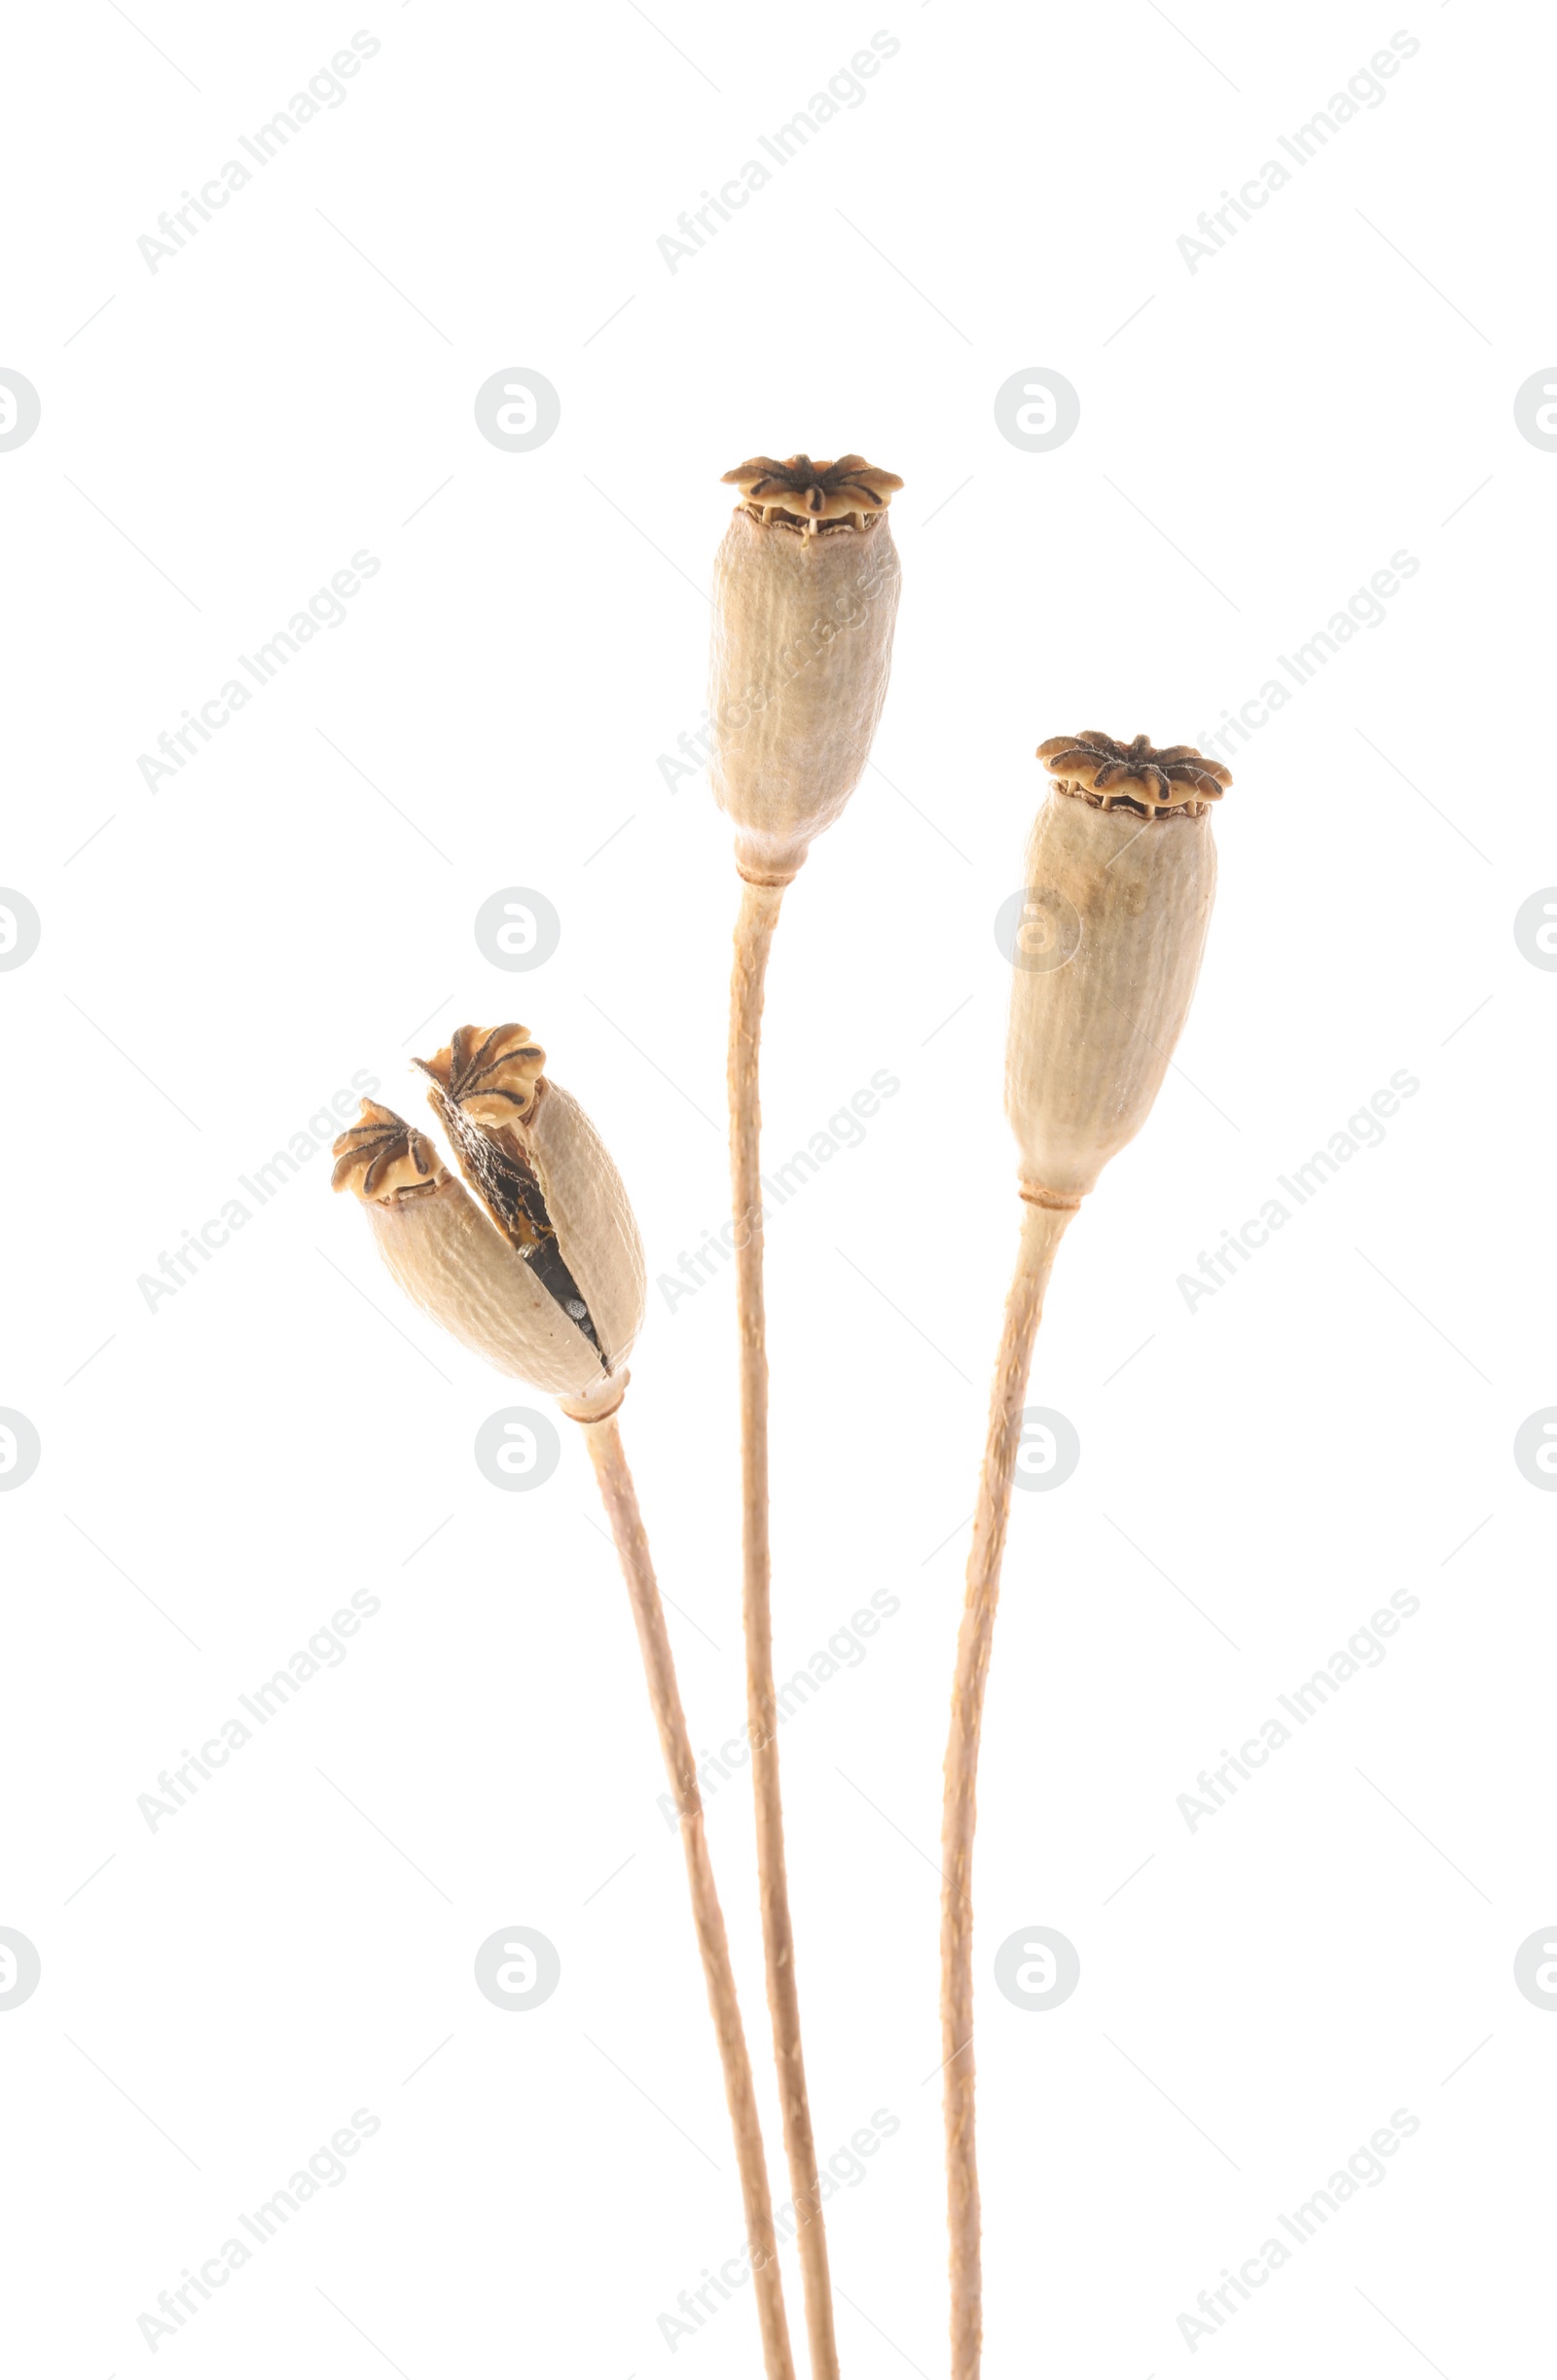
330;1028;795;2380
332;1027;643;1413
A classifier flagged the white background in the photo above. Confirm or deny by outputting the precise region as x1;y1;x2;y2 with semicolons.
2;2;1552;2373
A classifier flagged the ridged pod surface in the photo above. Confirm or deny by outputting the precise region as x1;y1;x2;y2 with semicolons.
1005;792;1218;1201
365;1174;611;1393
708;504;900;883
523;1080;645;1376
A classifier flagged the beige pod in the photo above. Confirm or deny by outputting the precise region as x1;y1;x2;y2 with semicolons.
1005;733;1230;1205
709;453;903;883
331;1031;646;1409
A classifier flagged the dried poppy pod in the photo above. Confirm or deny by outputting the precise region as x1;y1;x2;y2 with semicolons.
1007;733;1230;1207
330;1034;795;2379
706;449;905;2380
710;451;903;885
942;732;1231;2380
332;1027;644;1413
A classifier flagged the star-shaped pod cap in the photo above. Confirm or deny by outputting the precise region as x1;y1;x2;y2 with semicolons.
414;1022;545;1128
721;452;903;534
1038;732;1232;819
329;1100;450;1202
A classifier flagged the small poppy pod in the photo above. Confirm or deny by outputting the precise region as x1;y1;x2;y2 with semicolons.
708;452;903;884
1005;735;1230;1205
331;1028;646;1410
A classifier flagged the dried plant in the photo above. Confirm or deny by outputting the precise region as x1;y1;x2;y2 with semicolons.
707;451;903;2380
942;738;1231;2379
333;1028;796;2380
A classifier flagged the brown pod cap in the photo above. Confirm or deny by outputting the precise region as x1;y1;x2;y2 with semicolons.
330;1100;450;1202
721;452;904;534
1035;730;1230;819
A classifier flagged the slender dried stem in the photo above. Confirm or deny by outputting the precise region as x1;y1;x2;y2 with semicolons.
581;1410;796;2380
941;1199;1073;2380
729;875;839;2380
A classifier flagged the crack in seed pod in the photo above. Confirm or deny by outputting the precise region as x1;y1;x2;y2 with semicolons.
331;1066;645;1399
413;1026;606;1359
